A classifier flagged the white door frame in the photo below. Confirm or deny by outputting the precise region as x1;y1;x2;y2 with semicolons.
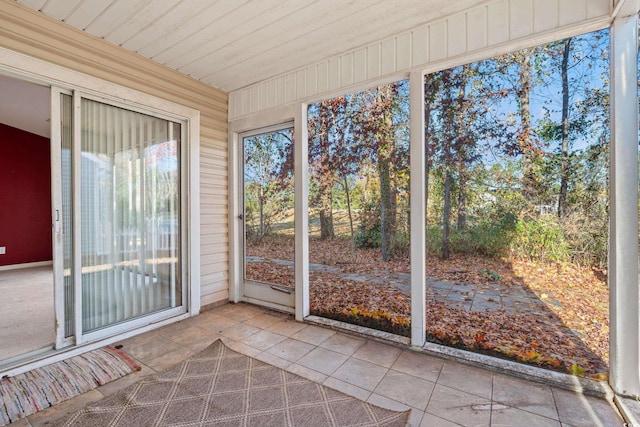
237;123;295;313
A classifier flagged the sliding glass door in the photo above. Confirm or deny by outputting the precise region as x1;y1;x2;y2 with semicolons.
54;91;186;346
79;98;182;334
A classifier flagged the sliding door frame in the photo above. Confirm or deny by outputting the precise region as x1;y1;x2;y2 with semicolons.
0;49;200;376
70;89;191;344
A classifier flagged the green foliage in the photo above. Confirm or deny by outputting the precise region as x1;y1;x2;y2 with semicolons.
426;212;518;257
354;199;381;248
424;206;598;267
511;217;571;263
571;363;586;376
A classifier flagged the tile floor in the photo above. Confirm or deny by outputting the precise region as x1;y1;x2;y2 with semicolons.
13;303;625;426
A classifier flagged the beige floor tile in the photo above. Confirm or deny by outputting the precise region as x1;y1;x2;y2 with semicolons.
27;389;104;427
296;346;349;375
367;393;412;411
158;325;220;350
319;332;366;356
213;303;263;321
491;405;561;427
437;360;494;400
226;339;262;357
406;409;425;427
254;350;291;369
552;388;625;427
197;314;241;333
374;370;435;410
286;363;329;384
114;330;160;348
120;334;185;363
492;373;558;420
420;412;462;427
352;340;403;368
265;338;315;362
426;384;491;427
291;324;336;345
243;312;287;329
96;362;155;397
390;350;444;383
265;319;307;336
240;329;287;351
143;346;195;371
323;377;371;401
182;334;223;353
367;395;423;426
153;319;192;338
332;358;389;391
219;323;261;341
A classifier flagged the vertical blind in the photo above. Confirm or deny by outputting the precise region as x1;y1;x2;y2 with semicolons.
61;94;74;338
80;99;181;332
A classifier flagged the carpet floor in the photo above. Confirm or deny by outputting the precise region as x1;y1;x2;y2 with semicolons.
53;339;411;426
0;346;141;426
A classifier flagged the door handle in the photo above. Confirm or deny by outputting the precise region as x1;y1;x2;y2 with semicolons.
54;209;61;233
238;214;244;220
270;285;292;295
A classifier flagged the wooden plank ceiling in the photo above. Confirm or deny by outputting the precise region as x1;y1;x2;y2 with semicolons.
16;0;489;92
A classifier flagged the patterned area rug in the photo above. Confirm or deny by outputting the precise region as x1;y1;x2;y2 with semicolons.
0;347;141;426
54;339;411;426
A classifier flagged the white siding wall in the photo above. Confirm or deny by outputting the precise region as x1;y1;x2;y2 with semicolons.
229;0;611;119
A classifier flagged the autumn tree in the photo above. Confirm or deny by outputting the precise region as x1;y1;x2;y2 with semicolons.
244;131;293;240
557;38;572;218
309;94;376;242
350;82;409;261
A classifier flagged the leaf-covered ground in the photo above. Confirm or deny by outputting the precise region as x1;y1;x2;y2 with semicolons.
246;236;609;378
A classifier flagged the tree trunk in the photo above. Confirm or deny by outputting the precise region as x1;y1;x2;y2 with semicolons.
558;38;572;218
518;49;535;203
343;175;355;244
377;86;397;262
258;184;265;239
454;66;468;231
259;200;264;239
457;161;467;231
380;156;393;261
442;163;452;260
319;188;334;239
441;70;454;260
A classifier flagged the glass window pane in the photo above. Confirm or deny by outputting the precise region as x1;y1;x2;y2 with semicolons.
81;99;181;332
424;29;610;377
307;81;411;336
243;129;295;289
61;93;74;337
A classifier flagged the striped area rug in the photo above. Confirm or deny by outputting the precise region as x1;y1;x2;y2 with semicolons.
0;347;141;425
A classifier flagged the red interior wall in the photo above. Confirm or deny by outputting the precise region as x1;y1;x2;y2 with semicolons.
0;123;52;266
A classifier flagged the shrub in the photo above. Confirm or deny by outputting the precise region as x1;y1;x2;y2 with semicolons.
354;218;381;248
511;216;571;263
426;211;517;257
559;212;608;268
